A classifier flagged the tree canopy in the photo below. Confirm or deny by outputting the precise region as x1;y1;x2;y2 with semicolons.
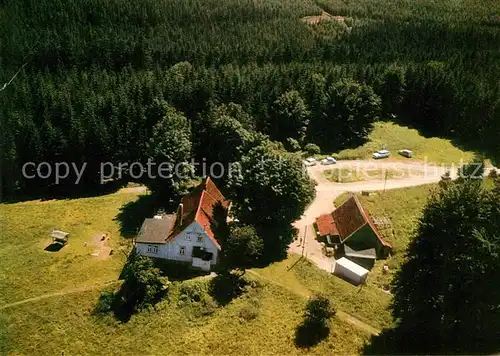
388;180;500;353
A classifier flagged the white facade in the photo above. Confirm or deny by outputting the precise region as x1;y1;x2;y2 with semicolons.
135;221;219;267
334;257;369;285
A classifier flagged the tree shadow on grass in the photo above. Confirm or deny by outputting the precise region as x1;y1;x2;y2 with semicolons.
208;272;249;306
294;321;330;348
2;180;127;204
152;259;209;281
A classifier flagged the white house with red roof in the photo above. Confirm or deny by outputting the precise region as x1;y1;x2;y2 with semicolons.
135;177;229;271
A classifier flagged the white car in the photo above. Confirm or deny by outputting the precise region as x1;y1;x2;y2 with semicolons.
321;156;337;165
398;149;413;158
303;157;317;167
372;149;390;159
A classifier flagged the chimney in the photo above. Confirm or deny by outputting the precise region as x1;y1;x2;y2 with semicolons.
178;203;184;226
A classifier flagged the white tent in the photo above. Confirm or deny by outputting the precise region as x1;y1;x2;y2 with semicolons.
334;257;369;285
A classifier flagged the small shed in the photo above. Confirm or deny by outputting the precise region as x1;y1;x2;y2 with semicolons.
315;213;340;245
334;257;369;285
51;230;69;245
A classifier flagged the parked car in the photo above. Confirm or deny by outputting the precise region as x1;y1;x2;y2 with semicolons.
321;156;337;165
303;157;318;166
398;149;413;158
372;149;390;159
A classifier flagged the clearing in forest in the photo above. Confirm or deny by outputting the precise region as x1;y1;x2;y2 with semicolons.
301;11;346;25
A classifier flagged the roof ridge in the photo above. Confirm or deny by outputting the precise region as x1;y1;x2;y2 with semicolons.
194;190;206;224
351;195;368;224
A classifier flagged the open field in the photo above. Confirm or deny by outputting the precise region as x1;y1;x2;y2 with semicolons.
0;192;391;355
0;193;141;304
0;257;382;355
331;122;476;164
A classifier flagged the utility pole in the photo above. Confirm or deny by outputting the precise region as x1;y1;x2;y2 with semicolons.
383;170;388;193
302;225;307;257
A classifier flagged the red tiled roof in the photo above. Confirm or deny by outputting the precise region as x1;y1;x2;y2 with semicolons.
315;213;339;236
332;195;392;248
362;207;392;248
332;195;367;239
167;177;228;249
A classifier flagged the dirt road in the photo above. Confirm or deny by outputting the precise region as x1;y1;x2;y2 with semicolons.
289;159;495;273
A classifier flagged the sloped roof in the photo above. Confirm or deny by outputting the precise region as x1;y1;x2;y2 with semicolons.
333;195;392;248
316;213;339;236
167;177;229;249
332;195;367;239
136;215;176;243
344;245;376;259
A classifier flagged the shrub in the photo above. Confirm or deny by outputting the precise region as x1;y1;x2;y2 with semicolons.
94;291;115;314
305;293;335;325
489;169;498;179
285;137;301;152
209;271;249;305
199;295;218;316
179;280;209;303
239;305;259;321
116;253;169;316
304;143;321;155
295;293;335;348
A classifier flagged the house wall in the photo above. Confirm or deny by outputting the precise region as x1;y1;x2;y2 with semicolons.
343;224;387;258
135;221;219;265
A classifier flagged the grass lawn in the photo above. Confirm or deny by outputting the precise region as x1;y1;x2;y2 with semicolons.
0;259;376;355
332;122;476;164
335;184;437;290
323;167;421;183
250;256;393;331
0;192;141;304
0;192;392;355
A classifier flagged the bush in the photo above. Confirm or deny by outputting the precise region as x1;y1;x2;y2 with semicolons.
114;253;169;319
305;293;335;325
239;305;259;321
209;272;250;305
285;137;301;152
199;295;218;316
179;280;209;303
304;143;321;155
489;169;498;179
295;293;335;348
94;291;115;314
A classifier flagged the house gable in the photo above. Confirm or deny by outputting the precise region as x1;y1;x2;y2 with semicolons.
333;194;392;258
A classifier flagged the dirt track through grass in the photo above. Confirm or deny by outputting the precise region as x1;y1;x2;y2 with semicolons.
0;280;120;311
247;269;381;335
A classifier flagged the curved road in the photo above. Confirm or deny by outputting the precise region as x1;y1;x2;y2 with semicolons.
289;160;495;272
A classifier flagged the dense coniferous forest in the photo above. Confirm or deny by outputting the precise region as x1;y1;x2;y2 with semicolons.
1;0;500;200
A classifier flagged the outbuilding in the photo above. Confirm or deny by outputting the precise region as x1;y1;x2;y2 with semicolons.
334;257;369;285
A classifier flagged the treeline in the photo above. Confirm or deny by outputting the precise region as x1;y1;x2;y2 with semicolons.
1;0;500;200
2;60;500;199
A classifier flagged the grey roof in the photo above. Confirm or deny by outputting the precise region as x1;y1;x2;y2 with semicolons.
344;245;376;259
51;230;69;240
136;215;176;244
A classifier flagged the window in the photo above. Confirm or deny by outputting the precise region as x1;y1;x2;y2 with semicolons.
179;246;186;256
185;233;192;241
197;235;203;243
147;245;158;254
